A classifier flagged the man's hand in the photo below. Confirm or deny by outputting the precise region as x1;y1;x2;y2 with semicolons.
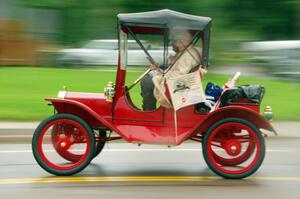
167;55;175;62
149;63;164;74
149;63;159;71
198;68;207;80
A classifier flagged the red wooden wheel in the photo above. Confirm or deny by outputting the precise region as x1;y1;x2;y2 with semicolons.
32;114;95;176
202;118;265;179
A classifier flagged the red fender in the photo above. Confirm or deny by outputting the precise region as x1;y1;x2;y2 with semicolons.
45;98;122;136
191;106;277;138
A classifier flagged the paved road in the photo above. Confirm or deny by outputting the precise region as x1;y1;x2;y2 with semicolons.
0;137;300;199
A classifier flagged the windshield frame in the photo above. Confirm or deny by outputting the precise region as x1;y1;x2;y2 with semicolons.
120;25;204;73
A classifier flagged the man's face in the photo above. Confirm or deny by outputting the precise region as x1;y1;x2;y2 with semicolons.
172;41;187;53
172;42;180;53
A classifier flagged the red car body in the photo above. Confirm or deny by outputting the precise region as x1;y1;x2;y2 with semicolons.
46;83;275;145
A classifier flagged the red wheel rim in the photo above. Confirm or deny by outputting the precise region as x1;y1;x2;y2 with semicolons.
207;122;261;175
37;119;91;171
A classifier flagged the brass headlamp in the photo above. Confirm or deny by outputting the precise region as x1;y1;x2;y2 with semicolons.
104;81;115;102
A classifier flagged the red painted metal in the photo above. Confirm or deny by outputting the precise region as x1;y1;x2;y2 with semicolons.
46;94;275;144
189;106;276;141
45;98;132;142
228;101;260;112
113;94;164;123
224;139;242;156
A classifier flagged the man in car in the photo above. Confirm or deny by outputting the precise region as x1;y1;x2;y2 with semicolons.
141;39;205;110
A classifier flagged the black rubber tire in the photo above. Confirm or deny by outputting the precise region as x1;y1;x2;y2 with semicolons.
202;118;265;179
93;130;106;158
32;113;95;176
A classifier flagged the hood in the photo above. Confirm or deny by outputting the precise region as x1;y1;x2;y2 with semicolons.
58;91;105;100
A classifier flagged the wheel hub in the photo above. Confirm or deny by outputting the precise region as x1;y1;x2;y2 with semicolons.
57;138;71;152
60;142;67;148
225;140;242;156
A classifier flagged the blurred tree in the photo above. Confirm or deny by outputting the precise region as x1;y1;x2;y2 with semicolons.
223;0;298;40
121;0;196;13
23;0;300;45
24;0;125;44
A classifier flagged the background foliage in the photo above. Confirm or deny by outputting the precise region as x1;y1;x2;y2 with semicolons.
23;0;300;46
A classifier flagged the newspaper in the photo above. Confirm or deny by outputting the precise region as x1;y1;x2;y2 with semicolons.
166;71;205;111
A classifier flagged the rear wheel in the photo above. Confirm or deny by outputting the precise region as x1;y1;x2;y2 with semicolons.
202;118;265;179
32;113;95;176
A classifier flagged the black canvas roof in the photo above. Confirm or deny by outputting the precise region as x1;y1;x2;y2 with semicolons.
117;9;212;67
117;9;211;30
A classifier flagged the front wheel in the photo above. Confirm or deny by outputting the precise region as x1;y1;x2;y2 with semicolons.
32;113;95;176
202;118;265;179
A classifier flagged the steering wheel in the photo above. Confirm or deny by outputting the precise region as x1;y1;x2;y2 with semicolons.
127;61;162;91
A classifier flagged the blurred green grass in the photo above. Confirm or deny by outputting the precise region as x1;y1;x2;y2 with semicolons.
0;67;299;121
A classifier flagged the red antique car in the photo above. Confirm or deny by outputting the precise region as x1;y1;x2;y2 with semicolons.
32;9;276;179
